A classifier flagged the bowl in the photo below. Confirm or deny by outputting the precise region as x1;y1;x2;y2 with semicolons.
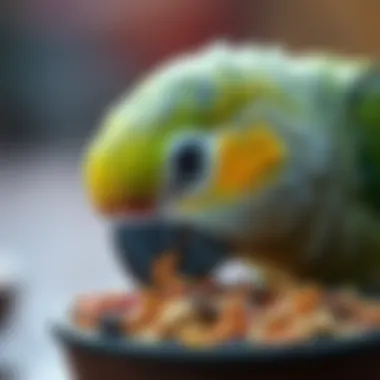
55;222;380;379
53;322;380;380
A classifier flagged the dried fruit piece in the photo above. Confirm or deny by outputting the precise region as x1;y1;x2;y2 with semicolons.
72;296;104;330
151;251;180;290
354;302;380;327
309;309;337;336
152;297;195;339
124;289;162;333
178;323;211;348
101;292;139;312
135;327;162;344
290;285;324;315
208;292;248;343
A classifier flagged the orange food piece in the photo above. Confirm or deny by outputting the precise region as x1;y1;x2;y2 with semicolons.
178;323;212;348
208;292;248;343
73;314;97;330
99;292;139;312
255;310;334;345
192;278;222;296
152;297;196;339
123;289;163;333
256;305;294;338
290;285;324;315
73;311;99;330
266;316;292;335
307;309;337;336
355;302;380;327
162;278;190;298
72;296;104;328
150;250;190;297
151;251;179;288
260;321;311;345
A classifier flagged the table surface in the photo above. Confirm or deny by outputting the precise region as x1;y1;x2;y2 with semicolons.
0;148;133;380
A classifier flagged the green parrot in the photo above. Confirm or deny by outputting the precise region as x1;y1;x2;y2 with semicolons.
83;42;380;290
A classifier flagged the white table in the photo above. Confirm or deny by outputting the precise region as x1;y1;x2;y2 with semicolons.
0;147;133;380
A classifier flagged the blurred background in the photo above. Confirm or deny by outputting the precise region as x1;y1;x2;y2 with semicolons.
2;0;380;379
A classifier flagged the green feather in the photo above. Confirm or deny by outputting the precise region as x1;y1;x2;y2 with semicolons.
347;67;380;213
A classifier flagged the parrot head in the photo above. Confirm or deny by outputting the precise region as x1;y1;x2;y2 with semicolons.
84;45;331;246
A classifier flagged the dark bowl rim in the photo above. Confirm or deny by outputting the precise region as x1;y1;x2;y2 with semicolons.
52;321;380;364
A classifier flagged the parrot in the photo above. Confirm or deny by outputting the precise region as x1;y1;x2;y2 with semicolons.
83;41;380;294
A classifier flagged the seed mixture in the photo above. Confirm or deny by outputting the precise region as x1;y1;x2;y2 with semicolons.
71;252;380;348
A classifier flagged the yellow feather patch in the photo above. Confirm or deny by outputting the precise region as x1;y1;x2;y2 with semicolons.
176;124;287;214
214;124;286;197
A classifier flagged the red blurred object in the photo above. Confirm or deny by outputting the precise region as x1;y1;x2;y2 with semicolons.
75;293;140;316
113;0;249;70
15;0;251;82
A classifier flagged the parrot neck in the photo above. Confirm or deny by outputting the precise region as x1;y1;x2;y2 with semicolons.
354;141;380;214
303;204;380;289
235;190;380;289
346;66;380;214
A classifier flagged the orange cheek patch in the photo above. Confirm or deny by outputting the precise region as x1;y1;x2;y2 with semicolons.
214;125;286;197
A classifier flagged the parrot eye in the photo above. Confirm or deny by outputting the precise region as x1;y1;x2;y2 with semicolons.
176;143;203;178
168;135;211;195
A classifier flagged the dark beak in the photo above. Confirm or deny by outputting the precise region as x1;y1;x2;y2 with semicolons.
111;220;230;286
